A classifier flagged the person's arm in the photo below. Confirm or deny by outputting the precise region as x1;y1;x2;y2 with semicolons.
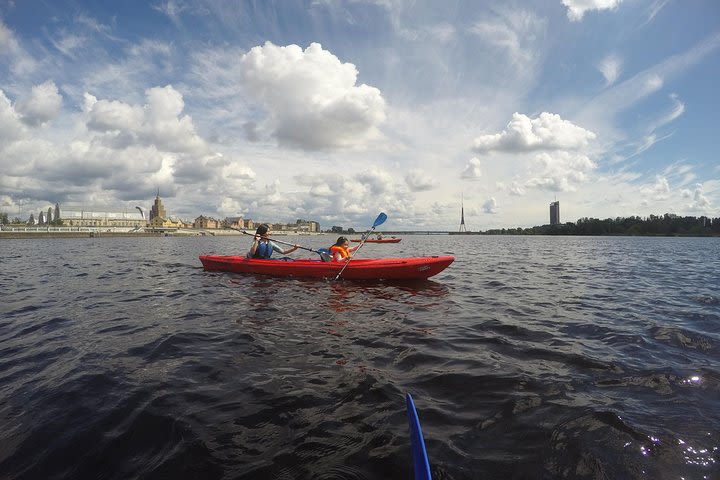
275;241;299;255
247;234;261;257
348;245;360;253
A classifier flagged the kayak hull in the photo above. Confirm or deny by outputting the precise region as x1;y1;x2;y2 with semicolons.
199;255;453;280
350;238;401;243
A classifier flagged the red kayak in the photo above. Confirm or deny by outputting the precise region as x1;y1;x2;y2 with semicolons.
199;255;453;280
350;238;401;243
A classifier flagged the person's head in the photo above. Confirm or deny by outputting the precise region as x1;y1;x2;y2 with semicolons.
255;224;270;237
334;236;349;247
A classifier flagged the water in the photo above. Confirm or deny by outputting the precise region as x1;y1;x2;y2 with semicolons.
1;235;718;479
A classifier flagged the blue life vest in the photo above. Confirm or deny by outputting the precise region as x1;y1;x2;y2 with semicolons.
253;240;273;259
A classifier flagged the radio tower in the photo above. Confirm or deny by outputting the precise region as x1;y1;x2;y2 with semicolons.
459;194;467;232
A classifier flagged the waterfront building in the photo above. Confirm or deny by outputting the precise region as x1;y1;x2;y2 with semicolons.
148;216;183;229
550;201;560;225
61;207;146;228
296;219;320;232
193;215;220;229
54;203;60;222
150;191;166;221
222;217;244;229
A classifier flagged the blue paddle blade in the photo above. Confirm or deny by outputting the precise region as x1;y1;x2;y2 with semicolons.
406;393;432;480
373;212;388;228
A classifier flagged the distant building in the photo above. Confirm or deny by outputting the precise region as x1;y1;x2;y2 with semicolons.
550;201;560;225
61;207;145;228
193;215;220;229
148;216;183;229
149;191;166;221
223;217;244;229
54;203;60;223
296;219;320;232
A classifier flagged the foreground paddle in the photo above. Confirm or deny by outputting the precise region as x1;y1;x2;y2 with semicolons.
227;227;331;262
334;212;387;280
406;393;432;480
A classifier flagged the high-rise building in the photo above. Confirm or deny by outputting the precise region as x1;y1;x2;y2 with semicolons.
550;201;560;225
149;190;166;220
54;203;61;223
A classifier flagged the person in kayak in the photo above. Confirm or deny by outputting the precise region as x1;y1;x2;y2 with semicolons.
248;224;299;259
330;236;360;262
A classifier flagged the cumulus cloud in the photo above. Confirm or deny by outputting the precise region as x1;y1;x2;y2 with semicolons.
461;157;482;179
525;151;596;192
598;54;622;86
682;183;711;211
473;112;596;153
85;85;207;154
16;81;63;126
0;90;27;144
405;169;436;191
482;197;498;214
640;175;670;200
562;0;622;22
355;167;395;196
237;42;386;150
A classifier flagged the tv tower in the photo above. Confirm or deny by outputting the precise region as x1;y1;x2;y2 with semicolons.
459;194;467;232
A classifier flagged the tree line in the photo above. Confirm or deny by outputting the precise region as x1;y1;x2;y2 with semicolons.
481;214;720;236
0;212;63;226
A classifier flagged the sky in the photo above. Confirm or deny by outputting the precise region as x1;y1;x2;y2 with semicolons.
0;0;719;231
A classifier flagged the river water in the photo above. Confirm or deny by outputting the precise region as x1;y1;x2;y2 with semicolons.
1;235;718;479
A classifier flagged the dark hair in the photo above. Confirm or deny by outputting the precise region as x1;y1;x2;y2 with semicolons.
255;224;269;236
334;236;348;246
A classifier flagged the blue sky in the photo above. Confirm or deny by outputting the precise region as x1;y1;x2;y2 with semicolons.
1;0;718;230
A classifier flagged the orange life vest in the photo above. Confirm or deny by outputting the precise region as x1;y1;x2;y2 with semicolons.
330;245;350;260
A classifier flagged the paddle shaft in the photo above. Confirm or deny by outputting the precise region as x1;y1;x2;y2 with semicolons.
334;213;387;280
229;228;324;256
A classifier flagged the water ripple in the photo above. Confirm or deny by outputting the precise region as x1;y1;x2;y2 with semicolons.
0;235;718;479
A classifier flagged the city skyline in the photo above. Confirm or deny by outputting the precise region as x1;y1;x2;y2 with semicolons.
0;1;718;230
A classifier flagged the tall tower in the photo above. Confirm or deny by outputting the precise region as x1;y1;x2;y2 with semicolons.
459;194;467;232
150;189;166;220
550;201;560;225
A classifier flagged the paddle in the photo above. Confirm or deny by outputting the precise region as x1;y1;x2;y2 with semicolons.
334;212;387;280
406;393;432;480
227;227;332;262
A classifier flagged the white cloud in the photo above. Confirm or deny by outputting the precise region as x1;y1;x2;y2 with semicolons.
461;157;482;179
52;31;85;58
0;90;26;145
683;183;711;212
652;93;685;130
598;54;622;86
237;42;386;150
405;169;436;191
562;0;622;22
482;197;498;214
473;112;596;153
0;18;36;75
525;151;596;192
16;81;63;126
467;8;547;82
85;85;207;154
152;1;188;27
640;175;670;200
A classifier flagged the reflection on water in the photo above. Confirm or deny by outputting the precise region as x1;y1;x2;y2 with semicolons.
0;235;718;479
